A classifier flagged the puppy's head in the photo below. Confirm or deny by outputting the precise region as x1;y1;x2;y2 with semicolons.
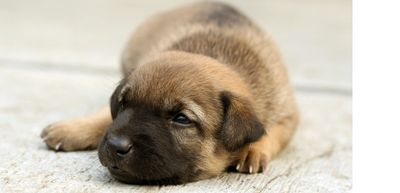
98;52;265;185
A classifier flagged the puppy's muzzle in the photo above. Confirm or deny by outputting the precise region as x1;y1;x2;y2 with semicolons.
99;132;136;182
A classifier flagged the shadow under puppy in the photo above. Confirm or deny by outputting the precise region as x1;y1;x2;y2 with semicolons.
41;2;299;185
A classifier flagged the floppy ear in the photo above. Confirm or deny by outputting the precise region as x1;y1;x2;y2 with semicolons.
110;79;127;119
219;91;266;151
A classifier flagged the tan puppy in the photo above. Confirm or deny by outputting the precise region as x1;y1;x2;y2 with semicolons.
41;2;298;184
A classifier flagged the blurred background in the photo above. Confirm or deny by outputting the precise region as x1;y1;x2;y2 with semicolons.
0;0;352;192
0;0;351;88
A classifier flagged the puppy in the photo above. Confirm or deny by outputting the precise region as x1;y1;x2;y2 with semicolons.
40;2;299;185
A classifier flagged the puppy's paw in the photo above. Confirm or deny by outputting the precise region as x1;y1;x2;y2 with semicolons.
235;146;268;174
40;119;97;151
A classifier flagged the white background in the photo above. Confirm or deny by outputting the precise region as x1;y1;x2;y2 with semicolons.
354;0;400;192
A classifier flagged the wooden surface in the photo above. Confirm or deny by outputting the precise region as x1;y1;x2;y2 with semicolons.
0;0;352;192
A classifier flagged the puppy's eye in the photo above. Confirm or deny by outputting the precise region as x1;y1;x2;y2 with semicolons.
172;113;192;125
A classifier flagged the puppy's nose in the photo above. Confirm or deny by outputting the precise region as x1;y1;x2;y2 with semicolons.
107;134;132;156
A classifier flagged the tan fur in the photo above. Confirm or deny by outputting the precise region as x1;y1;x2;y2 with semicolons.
236;113;299;173
41;107;111;151
41;2;299;181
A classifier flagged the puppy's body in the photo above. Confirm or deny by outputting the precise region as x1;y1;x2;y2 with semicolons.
123;2;297;125
41;2;298;184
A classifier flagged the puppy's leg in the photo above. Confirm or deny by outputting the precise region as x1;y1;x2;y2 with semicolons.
41;107;112;151
236;114;298;173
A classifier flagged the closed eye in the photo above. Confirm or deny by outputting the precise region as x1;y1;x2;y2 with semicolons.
172;113;192;125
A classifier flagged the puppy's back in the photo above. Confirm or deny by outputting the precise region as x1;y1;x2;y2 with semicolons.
121;2;253;74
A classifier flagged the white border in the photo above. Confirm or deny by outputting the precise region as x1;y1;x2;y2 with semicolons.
354;0;400;192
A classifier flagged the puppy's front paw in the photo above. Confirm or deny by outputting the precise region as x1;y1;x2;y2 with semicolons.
235;146;268;174
40;119;97;151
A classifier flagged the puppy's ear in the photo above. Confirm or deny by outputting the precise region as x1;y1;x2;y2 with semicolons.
110;79;127;119
219;91;266;151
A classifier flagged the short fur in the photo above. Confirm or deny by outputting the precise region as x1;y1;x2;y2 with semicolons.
41;2;299;185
